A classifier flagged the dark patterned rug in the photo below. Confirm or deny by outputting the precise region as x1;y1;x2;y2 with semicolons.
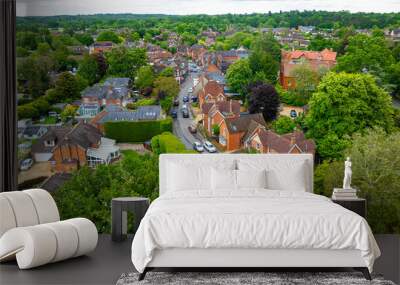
116;272;396;285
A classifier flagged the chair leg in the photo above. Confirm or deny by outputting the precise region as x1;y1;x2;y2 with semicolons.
354;267;372;280
138;268;148;281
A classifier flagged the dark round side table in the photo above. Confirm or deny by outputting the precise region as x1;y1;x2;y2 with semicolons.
111;197;150;242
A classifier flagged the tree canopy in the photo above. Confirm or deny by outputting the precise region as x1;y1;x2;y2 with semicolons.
226;59;252;98
106;47;147;80
135;66;155;91
96;31;122;44
306;72;394;159
248;82;280;122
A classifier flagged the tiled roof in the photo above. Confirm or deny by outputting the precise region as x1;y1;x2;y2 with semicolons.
32;127;71;153
257;129;316;154
59;122;103;149
23;126;47;137
283;48;337;62
41;173;72;193
94;41;113;47
104;78;131;88
204;81;224;97
81;85;130;100
225;113;266;134
98;105;162;123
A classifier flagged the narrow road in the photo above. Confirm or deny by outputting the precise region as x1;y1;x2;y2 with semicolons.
173;72;205;150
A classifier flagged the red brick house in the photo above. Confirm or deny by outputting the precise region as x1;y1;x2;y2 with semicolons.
32;122;120;172
202;100;241;135
188;44;207;64
280;48;337;89
218;113;266;151
245;129;315;156
198;81;227;107
89;41;114;54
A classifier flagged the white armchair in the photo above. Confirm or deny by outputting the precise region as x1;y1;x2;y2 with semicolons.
0;189;98;269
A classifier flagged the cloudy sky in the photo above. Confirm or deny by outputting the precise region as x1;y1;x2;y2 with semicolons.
17;0;400;16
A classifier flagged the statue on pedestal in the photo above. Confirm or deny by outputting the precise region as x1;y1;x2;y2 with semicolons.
343;157;352;190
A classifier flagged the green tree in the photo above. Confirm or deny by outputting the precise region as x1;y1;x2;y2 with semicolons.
289;63;323;105
212;124;220;136
54;72;81;102
226;59;252;98
347;128;400;233
55;152;159;233
17;55;52;98
387;62;400;99
60;105;78;122
272;116;297;135
77;54;101;85
135;66;155;91
153;76;179;98
106;47;147;80
96;31;122;44
75;33;94;46
306;72;394;159
17;104;39;119
314;129;400;234
248;33;281;84
336;33;394;84
159;67;175;78
308;34;338;51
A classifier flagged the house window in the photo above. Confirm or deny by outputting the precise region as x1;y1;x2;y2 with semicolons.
44;140;55;147
86;155;105;168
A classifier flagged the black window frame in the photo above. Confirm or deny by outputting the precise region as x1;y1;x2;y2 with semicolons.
0;0;17;192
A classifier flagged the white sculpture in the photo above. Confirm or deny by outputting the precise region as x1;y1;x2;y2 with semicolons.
343;157;352;190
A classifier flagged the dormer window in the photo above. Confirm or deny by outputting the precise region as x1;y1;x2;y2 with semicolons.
44;140;55;147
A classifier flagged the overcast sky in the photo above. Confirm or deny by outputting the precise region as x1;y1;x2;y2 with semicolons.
17;0;400;16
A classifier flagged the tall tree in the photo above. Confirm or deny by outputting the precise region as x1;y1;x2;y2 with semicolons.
306;72;394;159
289;63;324;105
226;59;252;98
96;31;122;44
106;47;147;80
248;82;280;122
248;33;281;84
336;33;394;85
78;54;101;85
54;72;81;102
135;66;155;91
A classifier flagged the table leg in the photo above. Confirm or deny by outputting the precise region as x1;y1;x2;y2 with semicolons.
111;201;123;242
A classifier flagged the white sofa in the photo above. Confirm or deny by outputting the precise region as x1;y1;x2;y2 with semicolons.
0;189;98;269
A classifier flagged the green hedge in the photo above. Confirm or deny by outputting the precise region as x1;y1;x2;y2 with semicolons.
104;117;172;142
151;132;196;154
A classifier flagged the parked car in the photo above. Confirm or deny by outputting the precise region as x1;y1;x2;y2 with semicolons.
193;141;204;152
182;104;188;109
290;110;297;118
143;140;152;151
183;96;189;103
173;99;179;106
20;158;33;171
182;108;189;118
203;141;217;153
188;123;197;134
188;87;193;93
191;96;198;103
171;110;178;119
